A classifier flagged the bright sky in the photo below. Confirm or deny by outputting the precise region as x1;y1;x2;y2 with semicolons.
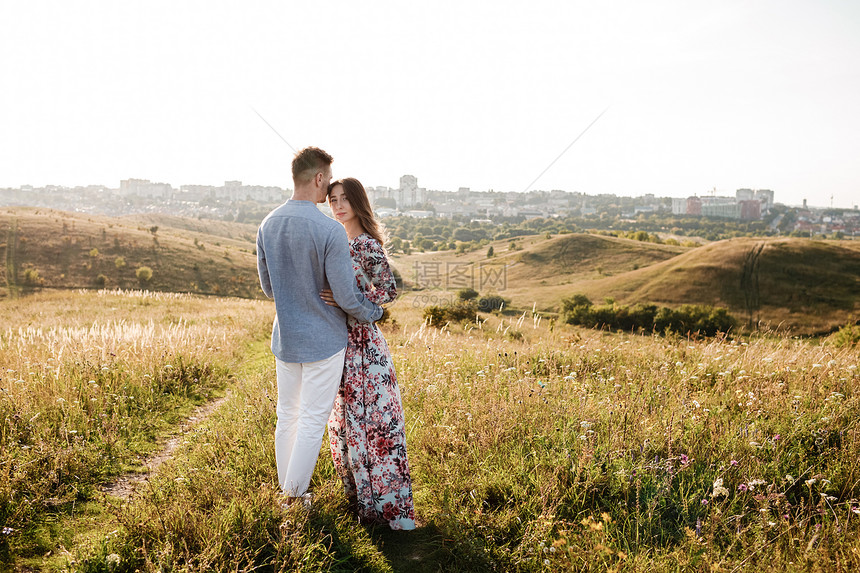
2;1;859;208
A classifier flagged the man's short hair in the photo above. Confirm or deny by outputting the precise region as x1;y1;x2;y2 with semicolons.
292;147;333;184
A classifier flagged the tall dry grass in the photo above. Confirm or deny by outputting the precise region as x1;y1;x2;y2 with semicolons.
0;289;272;558
2;291;858;572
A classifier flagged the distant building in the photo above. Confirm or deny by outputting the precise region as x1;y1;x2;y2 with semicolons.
403;209;434;218
120;179;173;199
177;185;215;201
755;189;774;212
374;207;397;218
736;188;755;201
702;202;740;219
397;175;424;208
739;199;762;220
686;197;702;216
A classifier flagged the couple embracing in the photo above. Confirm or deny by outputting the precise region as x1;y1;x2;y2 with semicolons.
256;147;415;530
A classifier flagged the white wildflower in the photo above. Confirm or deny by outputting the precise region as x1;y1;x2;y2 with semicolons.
711;477;729;498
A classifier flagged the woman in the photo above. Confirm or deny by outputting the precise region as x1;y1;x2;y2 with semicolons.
320;177;416;530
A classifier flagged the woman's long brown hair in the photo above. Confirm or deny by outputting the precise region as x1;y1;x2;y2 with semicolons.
327;177;388;246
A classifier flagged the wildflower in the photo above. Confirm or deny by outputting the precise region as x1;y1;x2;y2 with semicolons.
106;553;121;570
701;499;708;505
680;454;690;466
746;477;764;485
805;479;817;487
851;506;860;515
2;526;13;535
772;434;780;441
730;459;739;467
711;478;729;498
544;559;551;566
738;483;749;492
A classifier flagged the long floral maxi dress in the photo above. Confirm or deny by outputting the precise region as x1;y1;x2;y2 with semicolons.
327;233;416;530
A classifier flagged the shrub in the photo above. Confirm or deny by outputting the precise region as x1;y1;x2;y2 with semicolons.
136;266;153;284
446;301;479;321
831;322;860;348
477;294;509;312
561;294;592;313
95;274;108;288
423;305;447;326
89;248;99;258
115;256;126;269
22;266;44;286
423;301;478;326
562;295;737;337
457;288;479;301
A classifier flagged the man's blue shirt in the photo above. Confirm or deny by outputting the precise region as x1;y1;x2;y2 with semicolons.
257;200;382;363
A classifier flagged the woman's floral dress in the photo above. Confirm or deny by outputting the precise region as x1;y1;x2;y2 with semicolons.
327;233;416;530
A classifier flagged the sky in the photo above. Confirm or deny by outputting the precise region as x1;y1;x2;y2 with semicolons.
1;0;859;209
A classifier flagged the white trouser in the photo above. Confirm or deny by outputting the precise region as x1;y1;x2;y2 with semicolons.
274;348;346;497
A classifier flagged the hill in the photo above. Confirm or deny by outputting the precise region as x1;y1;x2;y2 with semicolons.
120;213;260;242
390;232;689;306
5;210;857;334
390;233;860;334
581;237;860;333
1;207;262;299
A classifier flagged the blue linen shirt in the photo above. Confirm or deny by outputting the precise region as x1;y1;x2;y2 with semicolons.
256;200;382;363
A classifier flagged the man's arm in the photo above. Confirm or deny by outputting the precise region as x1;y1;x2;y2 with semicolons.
325;226;382;323
256;227;274;298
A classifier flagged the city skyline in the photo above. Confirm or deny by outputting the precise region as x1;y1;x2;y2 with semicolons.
2;1;859;209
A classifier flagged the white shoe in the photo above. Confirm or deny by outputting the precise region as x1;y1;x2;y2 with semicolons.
300;492;313;509
281;492;313;511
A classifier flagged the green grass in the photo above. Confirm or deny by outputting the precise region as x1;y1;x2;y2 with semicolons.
1;283;859;571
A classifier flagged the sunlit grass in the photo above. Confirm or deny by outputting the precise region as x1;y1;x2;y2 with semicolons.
0;289;272;564
1;290;858;571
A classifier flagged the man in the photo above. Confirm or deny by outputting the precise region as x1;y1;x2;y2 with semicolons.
256;146;382;504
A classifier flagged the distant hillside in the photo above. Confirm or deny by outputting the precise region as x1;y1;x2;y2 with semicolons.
577;237;860;333
120;213;260;243
6;210;857;334
390;232;688;305
1;207;263;299
506;233;685;280
390;233;860;334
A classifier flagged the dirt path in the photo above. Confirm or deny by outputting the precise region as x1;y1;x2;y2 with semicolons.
100;391;231;499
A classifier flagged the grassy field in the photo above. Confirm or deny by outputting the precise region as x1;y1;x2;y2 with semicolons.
1;289;858;571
